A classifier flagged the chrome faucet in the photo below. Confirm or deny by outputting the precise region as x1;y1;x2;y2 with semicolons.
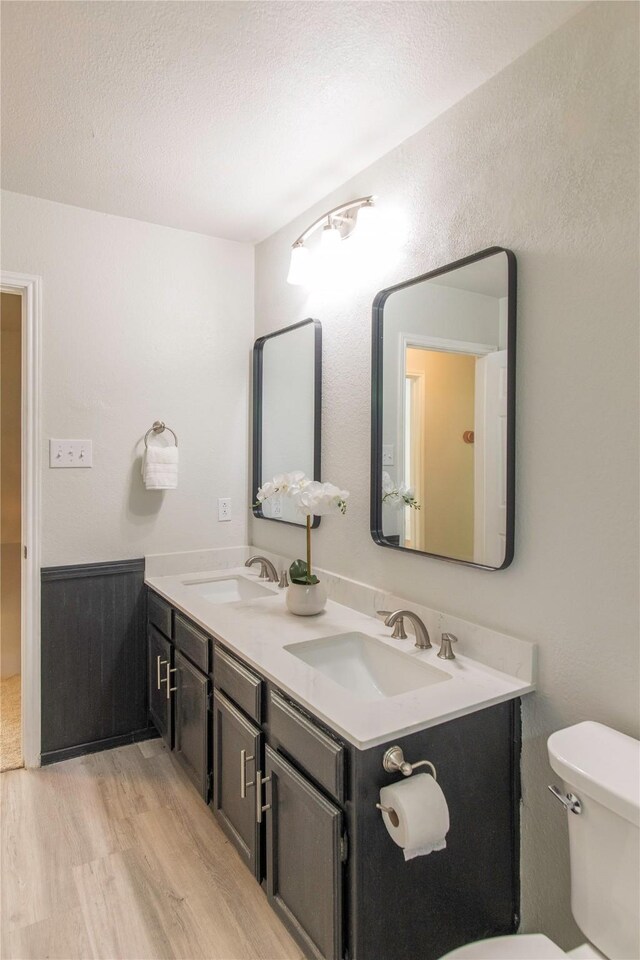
245;556;278;582
384;610;432;649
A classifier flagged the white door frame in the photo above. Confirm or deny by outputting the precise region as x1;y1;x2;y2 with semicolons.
1;272;42;768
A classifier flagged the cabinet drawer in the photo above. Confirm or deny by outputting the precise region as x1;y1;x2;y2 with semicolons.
269;692;344;803
174;612;210;674
213;646;262;722
147;591;172;638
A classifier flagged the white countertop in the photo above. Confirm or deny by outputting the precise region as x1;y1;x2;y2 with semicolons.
146;567;535;749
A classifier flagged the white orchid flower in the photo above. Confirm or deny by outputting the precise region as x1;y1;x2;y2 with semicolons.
381;473;420;510
293;481;349;516
256;472;349;588
382;472;395;495
257;470;310;503
256;479;277;502
257;472;348;517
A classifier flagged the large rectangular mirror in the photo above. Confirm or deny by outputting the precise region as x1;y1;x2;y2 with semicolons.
371;247;516;569
253;318;322;527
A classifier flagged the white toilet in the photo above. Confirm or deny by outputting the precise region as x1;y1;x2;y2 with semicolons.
440;721;640;960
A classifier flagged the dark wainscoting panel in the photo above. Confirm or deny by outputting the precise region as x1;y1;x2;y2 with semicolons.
41;558;153;764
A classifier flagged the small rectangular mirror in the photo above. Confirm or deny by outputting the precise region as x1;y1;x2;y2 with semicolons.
371;247;516;569
253;319;322;527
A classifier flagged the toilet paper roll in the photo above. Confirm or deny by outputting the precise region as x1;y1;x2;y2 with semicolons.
379;773;450;860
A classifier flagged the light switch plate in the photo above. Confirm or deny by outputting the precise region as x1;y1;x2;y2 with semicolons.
49;440;92;468
382;445;394;466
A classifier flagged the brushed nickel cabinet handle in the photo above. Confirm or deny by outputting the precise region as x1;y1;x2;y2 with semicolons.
240;749;255;799
156;656;168;690
256;771;272;823
166;664;177;700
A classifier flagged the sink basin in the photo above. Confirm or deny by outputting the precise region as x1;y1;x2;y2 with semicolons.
181;576;275;603
284;632;451;700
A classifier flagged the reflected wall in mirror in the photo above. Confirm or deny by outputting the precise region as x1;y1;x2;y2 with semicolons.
371;248;516;569
253;319;322;527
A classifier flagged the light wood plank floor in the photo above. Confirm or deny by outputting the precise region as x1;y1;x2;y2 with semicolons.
1;739;304;960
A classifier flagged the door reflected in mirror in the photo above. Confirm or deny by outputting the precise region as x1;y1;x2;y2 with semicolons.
372;248;516;569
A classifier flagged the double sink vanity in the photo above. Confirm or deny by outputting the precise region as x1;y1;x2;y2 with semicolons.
145;559;534;960
143;245;527;960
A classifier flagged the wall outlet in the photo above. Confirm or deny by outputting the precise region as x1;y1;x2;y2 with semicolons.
218;497;232;521
382;445;394;466
49;439;92;468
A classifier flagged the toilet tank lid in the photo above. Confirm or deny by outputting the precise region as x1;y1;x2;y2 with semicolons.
548;721;639;826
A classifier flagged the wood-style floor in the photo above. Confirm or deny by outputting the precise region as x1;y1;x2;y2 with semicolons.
1;739;304;960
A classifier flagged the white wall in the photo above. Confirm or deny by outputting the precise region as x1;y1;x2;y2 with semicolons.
1;191;254;565
252;2;639;950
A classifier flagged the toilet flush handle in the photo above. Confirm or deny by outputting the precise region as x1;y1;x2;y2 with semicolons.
548;784;582;814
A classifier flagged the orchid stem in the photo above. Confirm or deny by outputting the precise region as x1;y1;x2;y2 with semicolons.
306;514;312;581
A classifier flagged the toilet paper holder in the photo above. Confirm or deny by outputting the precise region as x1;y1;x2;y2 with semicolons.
381;745;437;779
376;802;401;827
376;746;438;825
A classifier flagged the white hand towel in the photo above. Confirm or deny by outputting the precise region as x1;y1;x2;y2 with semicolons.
143;445;178;490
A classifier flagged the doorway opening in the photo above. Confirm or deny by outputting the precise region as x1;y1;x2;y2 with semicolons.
1;291;23;770
0;272;41;770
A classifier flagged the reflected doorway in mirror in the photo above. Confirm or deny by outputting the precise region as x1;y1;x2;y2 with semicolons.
371;247;516;570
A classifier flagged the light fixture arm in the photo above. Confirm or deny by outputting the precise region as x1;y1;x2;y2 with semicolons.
292;196;374;247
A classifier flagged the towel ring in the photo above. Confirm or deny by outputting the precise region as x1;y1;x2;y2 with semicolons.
144;420;178;448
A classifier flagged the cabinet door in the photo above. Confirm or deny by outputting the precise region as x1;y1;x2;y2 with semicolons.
174;650;210;802
265;745;344;960
212;689;262;880
147;625;173;747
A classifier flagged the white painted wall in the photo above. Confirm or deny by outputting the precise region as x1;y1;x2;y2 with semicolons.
1;191;254;565
252;2;639;950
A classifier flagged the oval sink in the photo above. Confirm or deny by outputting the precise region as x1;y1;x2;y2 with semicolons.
284;632;451;700
181;575;275;604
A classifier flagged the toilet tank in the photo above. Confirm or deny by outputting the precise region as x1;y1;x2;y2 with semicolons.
548;722;640;960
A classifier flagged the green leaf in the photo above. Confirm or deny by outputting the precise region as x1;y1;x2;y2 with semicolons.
289;559;320;586
289;558;307;580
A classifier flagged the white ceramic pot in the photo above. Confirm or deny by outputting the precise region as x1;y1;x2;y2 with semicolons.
286;581;327;616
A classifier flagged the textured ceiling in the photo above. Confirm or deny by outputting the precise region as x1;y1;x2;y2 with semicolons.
1;0;587;242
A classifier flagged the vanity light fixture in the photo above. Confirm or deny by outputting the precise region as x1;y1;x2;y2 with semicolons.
286;196;375;286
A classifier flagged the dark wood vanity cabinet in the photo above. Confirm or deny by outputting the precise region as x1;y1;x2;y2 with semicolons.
265;745;344;960
212;688;263;879
174;649;210;801
146;589;521;960
146;592;211;802
147;624;173;747
210;669;345;960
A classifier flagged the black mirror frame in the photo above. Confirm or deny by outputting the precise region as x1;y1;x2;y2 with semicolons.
252;318;322;529
370;246;517;570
